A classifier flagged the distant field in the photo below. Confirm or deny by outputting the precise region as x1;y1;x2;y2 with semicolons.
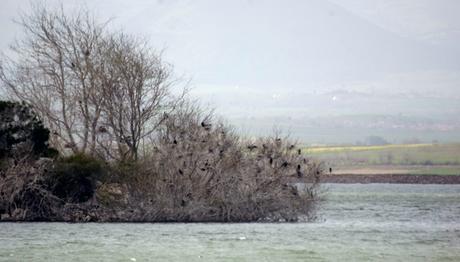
303;143;460;175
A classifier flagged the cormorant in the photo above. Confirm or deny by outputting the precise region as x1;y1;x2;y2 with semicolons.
296;164;303;178
201;121;211;130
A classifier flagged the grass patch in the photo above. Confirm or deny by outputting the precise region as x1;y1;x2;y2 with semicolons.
304;143;433;153
413;166;460;176
304;143;460;166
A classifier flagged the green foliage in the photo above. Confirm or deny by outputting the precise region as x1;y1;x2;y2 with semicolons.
308;143;460;166
0;100;57;159
48;154;106;203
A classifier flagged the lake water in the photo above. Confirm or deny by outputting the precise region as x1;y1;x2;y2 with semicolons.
1;184;459;261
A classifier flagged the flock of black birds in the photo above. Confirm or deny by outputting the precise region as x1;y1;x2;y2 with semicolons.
51;112;332;179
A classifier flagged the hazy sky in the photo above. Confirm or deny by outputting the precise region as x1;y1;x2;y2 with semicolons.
1;0;459;122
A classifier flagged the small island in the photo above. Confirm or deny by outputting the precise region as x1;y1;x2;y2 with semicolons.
0;6;321;223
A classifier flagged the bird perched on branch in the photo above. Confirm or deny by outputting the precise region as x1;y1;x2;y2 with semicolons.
201;121;211;131
296;164;303;178
98;126;107;133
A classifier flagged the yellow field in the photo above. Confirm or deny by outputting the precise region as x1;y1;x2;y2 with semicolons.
304;143;433;153
303;143;460;175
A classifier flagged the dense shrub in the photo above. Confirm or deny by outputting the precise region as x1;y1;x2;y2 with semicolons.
48;154;106;203
0;99;323;222
121;104;322;222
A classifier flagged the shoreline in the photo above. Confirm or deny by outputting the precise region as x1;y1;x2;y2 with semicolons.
320;174;460;184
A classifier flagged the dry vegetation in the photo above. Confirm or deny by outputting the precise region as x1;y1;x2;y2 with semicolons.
0;5;323;222
118;105;322;222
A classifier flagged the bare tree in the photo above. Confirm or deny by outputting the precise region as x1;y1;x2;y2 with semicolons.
0;4;182;160
97;34;183;161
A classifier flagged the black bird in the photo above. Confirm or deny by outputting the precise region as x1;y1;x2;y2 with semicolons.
247;144;257;151
178;169;183;175
281;161;289;168
269;157;273;165
173;139;177;144
329;167;332;174
201;121;211;130
297;149;302;155
71;62;75;68
296;164;303;178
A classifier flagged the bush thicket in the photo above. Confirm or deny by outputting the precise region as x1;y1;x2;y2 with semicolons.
48;154;105;203
118;104;322;222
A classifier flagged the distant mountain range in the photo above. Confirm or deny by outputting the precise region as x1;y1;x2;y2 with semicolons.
1;0;459;144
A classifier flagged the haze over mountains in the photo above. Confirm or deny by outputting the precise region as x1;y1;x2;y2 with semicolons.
1;0;459;143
